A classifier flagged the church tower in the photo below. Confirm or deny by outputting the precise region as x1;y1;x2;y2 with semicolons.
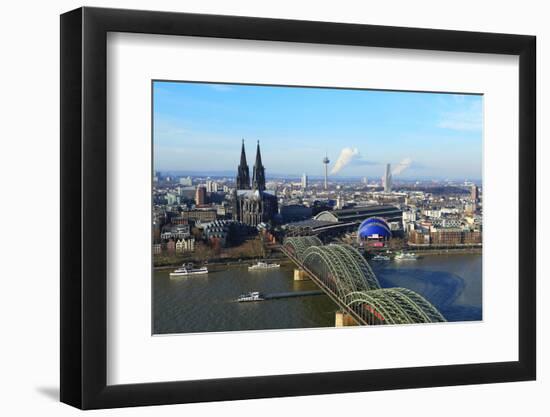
232;140;277;226
252;140;266;192
236;139;251;189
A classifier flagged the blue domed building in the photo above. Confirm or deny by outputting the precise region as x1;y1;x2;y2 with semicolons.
357;217;392;242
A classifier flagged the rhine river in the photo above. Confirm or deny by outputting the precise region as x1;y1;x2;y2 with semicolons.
153;254;482;334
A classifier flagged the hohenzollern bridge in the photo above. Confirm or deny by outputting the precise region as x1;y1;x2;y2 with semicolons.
281;236;446;326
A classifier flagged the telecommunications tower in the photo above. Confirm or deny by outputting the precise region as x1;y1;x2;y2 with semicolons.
322;154;330;190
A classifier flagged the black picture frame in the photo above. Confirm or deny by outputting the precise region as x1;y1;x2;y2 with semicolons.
60;6;536;410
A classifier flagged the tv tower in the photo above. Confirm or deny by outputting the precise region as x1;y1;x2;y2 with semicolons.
322;153;330;190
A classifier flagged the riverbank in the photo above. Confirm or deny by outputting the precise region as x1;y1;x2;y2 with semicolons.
407;247;482;256
154;256;293;271
154;246;481;270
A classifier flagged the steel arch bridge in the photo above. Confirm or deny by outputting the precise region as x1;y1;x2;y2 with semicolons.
283;236;323;260
344;288;446;325
281;237;446;326
301;244;381;293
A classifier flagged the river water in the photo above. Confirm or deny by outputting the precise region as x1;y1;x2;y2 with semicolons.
153;254;482;334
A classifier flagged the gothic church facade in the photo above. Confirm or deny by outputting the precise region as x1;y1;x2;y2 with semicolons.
232;140;278;227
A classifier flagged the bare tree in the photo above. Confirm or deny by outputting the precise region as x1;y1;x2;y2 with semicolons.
194;242;213;263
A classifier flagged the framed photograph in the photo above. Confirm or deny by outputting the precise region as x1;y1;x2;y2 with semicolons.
60;7;536;409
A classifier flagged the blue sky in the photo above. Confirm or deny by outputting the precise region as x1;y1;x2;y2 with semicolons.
153;81;483;180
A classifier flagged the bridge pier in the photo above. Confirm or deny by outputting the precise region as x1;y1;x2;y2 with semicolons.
293;269;309;281
335;311;359;327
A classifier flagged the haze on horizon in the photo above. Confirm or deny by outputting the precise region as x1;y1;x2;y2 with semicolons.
153;81;483;181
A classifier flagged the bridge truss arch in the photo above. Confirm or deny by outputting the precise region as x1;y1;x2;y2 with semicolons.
301;244;381;297
281;236;446;325
283;236;323;261
343;288;446;325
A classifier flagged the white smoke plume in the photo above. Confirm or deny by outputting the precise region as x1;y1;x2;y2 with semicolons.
330;147;360;174
392;157;413;176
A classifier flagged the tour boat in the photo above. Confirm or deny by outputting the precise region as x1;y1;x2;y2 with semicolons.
169;263;209;277
372;254;390;261
237;291;265;302
248;261;281;271
394;252;419;261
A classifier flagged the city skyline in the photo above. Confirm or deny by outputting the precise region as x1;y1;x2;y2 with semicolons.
153;81;483;180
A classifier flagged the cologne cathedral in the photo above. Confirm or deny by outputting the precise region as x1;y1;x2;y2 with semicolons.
232;140;278;227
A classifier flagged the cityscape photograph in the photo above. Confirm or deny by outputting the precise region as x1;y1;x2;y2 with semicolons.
152;81;483;334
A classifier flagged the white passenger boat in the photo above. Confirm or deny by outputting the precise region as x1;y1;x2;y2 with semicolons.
394;252;419;261
237;291;265;302
169;263;209;277
372;254;390;261
248;261;281;271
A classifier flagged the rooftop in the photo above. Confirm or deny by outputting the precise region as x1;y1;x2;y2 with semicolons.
314;205;402;223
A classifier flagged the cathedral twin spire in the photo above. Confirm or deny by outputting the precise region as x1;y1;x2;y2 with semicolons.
236;139;265;191
236;139;250;189
252;141;266;192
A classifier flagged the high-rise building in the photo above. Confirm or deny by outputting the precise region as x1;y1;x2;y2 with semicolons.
206;180;218;193
383;163;392;192
469;184;480;213
301;173;308;190
470;184;479;202
195;185;207;205
322;154;330;190
166;192;177;205
336;194;345;209
236;139;251;189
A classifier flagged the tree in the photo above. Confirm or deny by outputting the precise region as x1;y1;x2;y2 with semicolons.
194;242;213;263
210;238;222;256
387;237;405;250
191;227;203;240
249;237;265;258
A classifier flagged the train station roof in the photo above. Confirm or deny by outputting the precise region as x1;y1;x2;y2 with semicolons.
313;205;402;223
